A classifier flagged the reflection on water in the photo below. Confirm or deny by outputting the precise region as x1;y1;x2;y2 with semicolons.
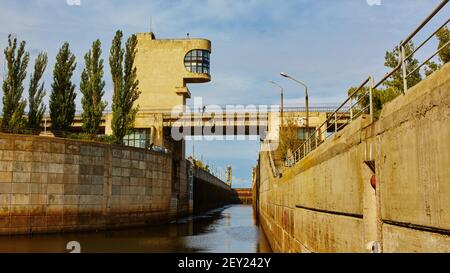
0;205;272;253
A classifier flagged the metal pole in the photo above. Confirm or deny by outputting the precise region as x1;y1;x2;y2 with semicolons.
401;44;408;94
334;113;338;133
281;91;284;128
305;90;309;140
400;0;449;47
279;73;310;141
315;129;318;149
269;81;284;128
369;76;374;123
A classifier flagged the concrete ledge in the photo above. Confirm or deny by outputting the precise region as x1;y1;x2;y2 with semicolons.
382;223;450;253
293;207;365;253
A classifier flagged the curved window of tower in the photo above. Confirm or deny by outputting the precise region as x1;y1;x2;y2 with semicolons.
184;49;210;74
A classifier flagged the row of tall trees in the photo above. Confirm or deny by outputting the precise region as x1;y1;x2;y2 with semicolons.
0;30;141;144
348;26;450;119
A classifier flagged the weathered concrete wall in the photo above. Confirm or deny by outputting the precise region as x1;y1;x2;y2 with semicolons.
258;62;450;253
231;188;253;205
0;134;173;235
172;159;193;217
259;117;371;253
374;62;450;252
193;167;232;213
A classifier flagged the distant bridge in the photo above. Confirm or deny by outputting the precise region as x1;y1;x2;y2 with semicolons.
41;106;351;137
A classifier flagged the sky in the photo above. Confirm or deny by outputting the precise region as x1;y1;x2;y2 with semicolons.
0;0;447;188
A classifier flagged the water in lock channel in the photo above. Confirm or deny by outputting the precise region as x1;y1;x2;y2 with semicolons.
0;205;272;253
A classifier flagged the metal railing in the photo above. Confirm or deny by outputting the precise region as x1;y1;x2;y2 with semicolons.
285;0;449;168
285;77;373;167
374;0;449;91
265;141;280;177
62;106;345;118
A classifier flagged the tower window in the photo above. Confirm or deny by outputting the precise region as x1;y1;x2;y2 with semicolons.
184;49;210;75
123;129;151;149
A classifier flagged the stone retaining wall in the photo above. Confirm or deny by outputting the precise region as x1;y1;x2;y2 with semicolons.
0;134;172;235
193;167;232;213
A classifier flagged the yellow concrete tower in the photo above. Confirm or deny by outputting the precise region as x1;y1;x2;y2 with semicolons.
105;32;212;148
134;32;211;110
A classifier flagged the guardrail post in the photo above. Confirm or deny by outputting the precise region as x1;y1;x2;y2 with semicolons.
315;130;318;150
401;44;408;94
282;0;449;170
334;112;338;133
369;76;374;123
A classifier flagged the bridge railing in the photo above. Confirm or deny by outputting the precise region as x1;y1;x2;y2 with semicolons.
285;0;449;168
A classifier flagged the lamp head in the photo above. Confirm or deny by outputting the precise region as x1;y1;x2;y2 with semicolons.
280;72;289;78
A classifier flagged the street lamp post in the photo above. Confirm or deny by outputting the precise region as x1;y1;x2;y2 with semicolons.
268;81;284;127
280;72;309;141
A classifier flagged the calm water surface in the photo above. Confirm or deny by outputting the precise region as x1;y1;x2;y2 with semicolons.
0;205;272;253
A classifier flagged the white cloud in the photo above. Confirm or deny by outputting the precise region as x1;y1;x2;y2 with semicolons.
66;0;81;6
367;0;382;6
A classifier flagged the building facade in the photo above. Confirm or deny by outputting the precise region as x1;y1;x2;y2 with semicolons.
105;32;212;150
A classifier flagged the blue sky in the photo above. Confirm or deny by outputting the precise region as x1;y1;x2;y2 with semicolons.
0;0;447;187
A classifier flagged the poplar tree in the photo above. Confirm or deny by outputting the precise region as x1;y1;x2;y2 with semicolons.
28;52;48;132
80;39;107;135
1;34;29;133
424;26;450;76
347;42;422;120
436;26;450;64
109;30;140;144
49;42;77;133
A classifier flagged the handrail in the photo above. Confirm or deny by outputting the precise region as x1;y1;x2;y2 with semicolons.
407;40;450;78
374;9;449;90
34;105;349;118
405;18;450;61
265;141;280;178
285;77;372;167
400;0;449;47
285;0;449;168
313;76;371;141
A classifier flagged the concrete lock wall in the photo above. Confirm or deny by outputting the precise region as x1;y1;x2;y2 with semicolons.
193;167;232;214
258;62;450;253
0;134;173;235
231;188;253;205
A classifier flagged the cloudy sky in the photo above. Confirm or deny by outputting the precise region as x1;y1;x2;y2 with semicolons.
0;0;447;187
